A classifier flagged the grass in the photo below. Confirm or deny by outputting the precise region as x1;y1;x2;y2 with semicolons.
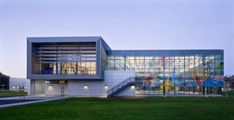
0;91;27;97
0;96;234;120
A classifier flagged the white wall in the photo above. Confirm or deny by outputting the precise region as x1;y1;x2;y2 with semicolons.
104;70;135;87
34;80;45;95
32;70;136;97
66;70;136;97
116;85;135;96
67;80;108;97
45;84;68;96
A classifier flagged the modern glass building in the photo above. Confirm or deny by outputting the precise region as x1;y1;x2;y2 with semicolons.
27;37;224;97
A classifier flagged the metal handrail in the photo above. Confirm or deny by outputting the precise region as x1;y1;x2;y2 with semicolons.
107;77;135;97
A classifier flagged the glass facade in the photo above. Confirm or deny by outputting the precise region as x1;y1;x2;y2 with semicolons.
31;42;97;75
28;37;224;96
106;51;224;95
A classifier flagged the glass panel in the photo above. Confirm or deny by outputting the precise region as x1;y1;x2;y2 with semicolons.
32;42;97;75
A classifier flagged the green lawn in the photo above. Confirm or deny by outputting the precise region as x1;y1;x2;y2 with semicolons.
0;91;27;97
0;96;234;120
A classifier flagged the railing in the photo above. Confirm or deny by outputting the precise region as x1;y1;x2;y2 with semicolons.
107;77;135;97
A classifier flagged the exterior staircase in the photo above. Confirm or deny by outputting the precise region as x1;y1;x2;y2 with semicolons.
107;77;135;98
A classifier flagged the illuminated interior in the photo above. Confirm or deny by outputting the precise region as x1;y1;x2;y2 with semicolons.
31;42;97;75
107;55;224;95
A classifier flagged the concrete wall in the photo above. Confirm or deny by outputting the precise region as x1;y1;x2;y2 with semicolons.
45;84;68;96
116;85;135;96
31;70;136;97
66;70;136;97
31;80;45;95
67;80;108;97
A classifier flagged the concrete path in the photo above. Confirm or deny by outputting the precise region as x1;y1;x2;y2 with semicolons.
0;96;68;108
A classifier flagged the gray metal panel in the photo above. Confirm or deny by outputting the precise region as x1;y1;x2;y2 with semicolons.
99;37;111;50
107;50;224;57
27;37;104;80
27;39;32;79
96;39;102;79
30;74;102;80
27;36;101;43
99;38;111;78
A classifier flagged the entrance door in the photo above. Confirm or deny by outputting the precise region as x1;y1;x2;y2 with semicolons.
61;86;65;96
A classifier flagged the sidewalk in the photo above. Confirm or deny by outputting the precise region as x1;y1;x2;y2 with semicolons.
0;96;68;108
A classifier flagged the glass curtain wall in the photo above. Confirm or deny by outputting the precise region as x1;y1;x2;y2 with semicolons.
32;42;97;75
107;54;224;95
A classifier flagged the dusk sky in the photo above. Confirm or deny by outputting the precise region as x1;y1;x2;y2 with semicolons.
0;0;233;78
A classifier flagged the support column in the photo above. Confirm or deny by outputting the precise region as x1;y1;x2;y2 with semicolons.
202;87;205;95
30;79;35;95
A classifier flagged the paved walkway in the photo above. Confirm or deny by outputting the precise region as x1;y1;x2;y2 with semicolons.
0;96;68;108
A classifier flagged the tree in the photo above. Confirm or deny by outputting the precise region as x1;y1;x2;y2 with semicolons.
0;72;10;90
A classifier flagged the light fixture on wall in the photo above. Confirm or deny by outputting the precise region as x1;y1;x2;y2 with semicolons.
84;85;88;89
131;85;135;89
45;81;50;84
49;85;53;89
104;85;108;89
